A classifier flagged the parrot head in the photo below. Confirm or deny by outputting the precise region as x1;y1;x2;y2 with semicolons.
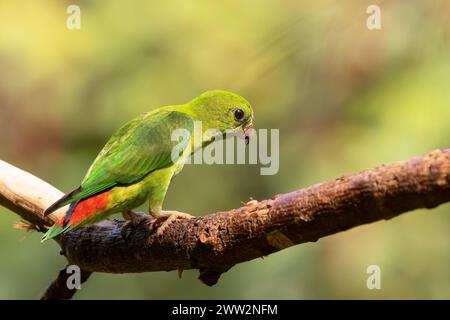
189;90;254;143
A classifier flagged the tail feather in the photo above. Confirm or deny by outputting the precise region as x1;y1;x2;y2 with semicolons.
44;186;82;216
41;201;79;242
41;224;70;242
42;188;112;242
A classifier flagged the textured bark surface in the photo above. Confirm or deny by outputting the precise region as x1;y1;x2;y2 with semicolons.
1;149;449;293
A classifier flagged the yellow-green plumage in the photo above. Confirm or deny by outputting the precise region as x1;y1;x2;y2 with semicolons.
42;90;253;242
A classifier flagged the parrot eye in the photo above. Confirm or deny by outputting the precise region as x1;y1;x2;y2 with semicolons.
233;108;245;121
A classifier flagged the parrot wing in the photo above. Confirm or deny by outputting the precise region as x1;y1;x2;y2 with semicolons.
44;110;194;215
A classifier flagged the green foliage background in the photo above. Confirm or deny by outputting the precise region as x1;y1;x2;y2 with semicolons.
0;0;449;299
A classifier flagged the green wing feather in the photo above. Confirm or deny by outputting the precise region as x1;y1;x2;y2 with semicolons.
83;110;194;186
45;110;193;213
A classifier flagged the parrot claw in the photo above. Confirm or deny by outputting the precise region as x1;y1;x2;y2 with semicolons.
122;210;147;221
121;211;152;239
151;210;194;236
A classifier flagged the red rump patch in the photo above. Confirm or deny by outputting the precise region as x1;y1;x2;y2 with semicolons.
67;191;111;225
55;215;65;227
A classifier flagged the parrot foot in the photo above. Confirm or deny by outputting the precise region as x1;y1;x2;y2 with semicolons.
121;211;152;239
122;210;147;221
151;210;194;236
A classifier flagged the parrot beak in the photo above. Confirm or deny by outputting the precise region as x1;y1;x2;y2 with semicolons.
243;122;253;145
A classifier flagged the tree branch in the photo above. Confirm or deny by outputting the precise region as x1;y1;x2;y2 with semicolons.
0;160;64;228
40;265;92;300
1;149;449;297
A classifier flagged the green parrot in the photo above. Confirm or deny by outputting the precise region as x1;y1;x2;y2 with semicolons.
42;90;253;242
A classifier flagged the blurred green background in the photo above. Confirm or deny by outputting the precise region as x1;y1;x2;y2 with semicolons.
1;0;450;299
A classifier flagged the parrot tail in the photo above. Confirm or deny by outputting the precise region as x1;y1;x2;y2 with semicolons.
41;190;112;242
41;201;78;242
44;186;82;216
